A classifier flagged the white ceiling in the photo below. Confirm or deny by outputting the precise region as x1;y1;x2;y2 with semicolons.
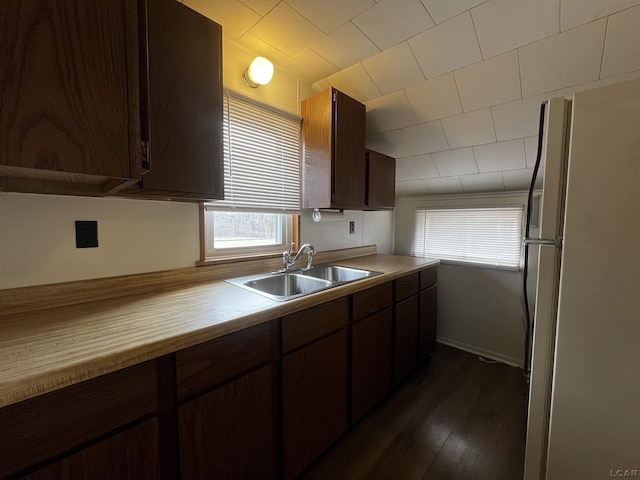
181;0;640;196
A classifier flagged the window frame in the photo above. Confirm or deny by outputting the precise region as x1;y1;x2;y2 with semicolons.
198;89;302;264
199;206;298;263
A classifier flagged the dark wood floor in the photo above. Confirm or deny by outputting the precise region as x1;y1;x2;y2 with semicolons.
300;344;528;480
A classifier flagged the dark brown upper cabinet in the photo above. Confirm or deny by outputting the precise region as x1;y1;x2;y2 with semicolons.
301;88;366;210
365;149;396;210
0;0;224;200
122;0;224;200
0;0;142;196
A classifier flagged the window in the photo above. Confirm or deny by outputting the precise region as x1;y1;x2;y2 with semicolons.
202;90;301;261
203;210;293;258
412;207;523;269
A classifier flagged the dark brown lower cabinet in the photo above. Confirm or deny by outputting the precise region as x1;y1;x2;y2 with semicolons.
352;307;393;422
395;295;419;384
282;329;348;480
178;365;274;480
22;419;160;480
419;285;438;362
1;266;438;480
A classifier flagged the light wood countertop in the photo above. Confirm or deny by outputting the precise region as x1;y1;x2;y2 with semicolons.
0;252;438;408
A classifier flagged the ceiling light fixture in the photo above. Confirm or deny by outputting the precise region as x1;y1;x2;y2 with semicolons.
242;56;274;88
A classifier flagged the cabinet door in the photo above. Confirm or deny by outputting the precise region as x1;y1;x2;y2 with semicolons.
0;1;140;190
352;307;393;422
21;419;159;480
179;365;274;480
419;285;438;362
142;0;224;198
333;90;366;209
301;88;332;208
395;295;419;384
282;330;348;480
366;150;396;209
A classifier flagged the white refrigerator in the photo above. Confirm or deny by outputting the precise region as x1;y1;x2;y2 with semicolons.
524;78;640;479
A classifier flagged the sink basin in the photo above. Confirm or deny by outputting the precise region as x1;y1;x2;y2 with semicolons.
245;274;331;298
302;265;378;282
226;265;383;301
226;272;332;301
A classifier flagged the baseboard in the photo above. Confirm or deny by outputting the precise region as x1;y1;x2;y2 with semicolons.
437;336;524;368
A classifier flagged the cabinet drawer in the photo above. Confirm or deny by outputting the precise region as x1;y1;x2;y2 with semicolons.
282;297;349;353
23;419;160;480
0;361;157;478
395;273;419;302
176;322;272;399
353;282;393;322
420;266;438;290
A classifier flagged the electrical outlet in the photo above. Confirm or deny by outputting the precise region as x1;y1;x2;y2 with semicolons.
75;221;98;248
349;221;355;234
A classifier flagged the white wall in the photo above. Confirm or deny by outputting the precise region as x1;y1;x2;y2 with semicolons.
0;193;200;289
299;209;394;254
395;192;538;366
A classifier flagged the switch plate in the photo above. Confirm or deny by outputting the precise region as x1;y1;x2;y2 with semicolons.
75;221;98;248
349;221;355;234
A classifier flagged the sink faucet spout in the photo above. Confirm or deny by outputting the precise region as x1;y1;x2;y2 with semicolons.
282;243;316;272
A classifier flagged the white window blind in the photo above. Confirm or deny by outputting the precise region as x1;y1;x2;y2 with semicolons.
413;207;524;269
209;89;302;212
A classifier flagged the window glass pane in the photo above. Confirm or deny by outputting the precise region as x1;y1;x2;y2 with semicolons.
413;207;523;269
212;212;282;250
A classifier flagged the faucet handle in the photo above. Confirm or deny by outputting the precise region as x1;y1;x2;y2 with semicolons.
283;242;295;268
285;242;295;255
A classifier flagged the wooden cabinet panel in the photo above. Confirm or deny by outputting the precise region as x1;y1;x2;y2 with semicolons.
395;273;419;302
140;0;224;198
353;281;393;322
301;88;366;210
333;90;366;209
420;266;438;290
22;419;160;480
175;322;271;399
0;0;140;193
352;307;393;422
366;150;396;210
282;296;349;353
0;361;157;477
395;296;419;384
301;88;332;208
282;330;348;480
419;285;438;362
179;365;274;480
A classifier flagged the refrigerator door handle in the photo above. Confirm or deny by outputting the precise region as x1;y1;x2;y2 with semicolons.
524;237;563;248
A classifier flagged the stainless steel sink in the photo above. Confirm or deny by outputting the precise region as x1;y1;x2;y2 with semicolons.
226;265;382;301
245;274;331;298
301;265;378;283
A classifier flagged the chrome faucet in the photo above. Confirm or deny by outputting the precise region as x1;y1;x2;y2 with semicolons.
282;243;316;272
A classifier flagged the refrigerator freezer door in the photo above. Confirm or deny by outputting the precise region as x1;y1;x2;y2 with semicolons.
546;79;640;478
524;97;570;480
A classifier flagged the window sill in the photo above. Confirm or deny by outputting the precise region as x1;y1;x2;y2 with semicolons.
197;251;283;267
